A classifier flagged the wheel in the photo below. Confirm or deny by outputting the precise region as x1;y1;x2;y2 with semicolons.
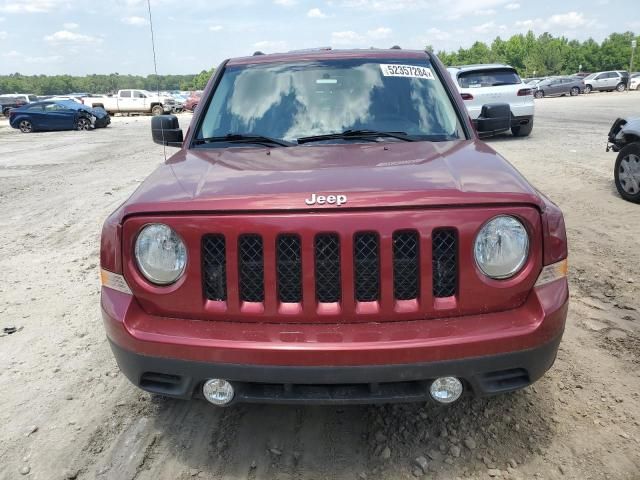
616;83;626;92
3;108;11;118
151;105;164;116
614;143;640;203
534;90;544;99
19;119;33;133
570;87;580;96
511;118;534;137
77;117;92;131
584;84;592;94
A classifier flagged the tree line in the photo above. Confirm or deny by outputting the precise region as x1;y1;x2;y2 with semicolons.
1;30;638;95
0;68;215;96
433;31;638;77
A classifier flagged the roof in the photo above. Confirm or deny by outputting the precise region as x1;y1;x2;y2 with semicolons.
226;48;430;66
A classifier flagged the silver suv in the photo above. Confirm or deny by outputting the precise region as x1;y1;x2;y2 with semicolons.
584;71;629;93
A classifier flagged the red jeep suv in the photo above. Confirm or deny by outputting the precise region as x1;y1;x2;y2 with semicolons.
100;48;568;406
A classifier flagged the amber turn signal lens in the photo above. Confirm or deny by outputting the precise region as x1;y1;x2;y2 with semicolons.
100;269;133;295
534;258;568;287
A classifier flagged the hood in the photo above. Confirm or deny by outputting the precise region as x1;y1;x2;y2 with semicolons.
121;140;542;217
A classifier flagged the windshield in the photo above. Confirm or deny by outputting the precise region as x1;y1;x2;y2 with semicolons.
457;68;521;88
195;58;464;145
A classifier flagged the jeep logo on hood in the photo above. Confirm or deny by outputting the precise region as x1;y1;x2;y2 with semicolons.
305;193;347;207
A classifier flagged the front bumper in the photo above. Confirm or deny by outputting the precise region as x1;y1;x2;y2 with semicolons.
94;115;111;128
102;279;567;404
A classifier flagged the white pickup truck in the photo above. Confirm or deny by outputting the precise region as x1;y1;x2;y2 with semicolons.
81;89;176;116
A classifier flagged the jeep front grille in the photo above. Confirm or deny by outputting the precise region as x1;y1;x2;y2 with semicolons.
202;229;458;306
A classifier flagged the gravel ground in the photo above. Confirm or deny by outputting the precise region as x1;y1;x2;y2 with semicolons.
1;92;639;480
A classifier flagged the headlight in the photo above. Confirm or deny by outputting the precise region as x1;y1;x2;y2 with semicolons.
134;223;187;285
474;215;529;279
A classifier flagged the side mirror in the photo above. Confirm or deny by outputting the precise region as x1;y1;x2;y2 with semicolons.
151;115;183;147
475;103;511;137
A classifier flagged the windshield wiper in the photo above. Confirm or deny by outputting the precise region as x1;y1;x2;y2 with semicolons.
297;129;416;145
193;134;293;147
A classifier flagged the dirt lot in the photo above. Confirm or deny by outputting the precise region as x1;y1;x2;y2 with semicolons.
1;92;639;480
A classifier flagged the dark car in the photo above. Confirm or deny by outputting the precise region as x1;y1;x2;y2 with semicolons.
9;100;110;133
607;116;640;203
101;48;568;407
0;96;27;117
533;76;584;98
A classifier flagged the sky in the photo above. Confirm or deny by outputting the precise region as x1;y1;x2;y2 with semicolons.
0;0;638;75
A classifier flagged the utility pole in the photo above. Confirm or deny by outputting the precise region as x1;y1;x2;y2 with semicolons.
630;39;636;92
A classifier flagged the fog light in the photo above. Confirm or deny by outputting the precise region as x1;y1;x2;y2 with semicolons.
203;379;234;406
430;377;463;404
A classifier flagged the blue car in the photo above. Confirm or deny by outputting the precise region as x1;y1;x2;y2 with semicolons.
9;100;110;133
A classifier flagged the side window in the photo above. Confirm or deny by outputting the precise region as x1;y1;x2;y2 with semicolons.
134;91;146;98
595;74;605;80
26;104;43;112
607;72;617;79
44;103;64;111
120;90;132;98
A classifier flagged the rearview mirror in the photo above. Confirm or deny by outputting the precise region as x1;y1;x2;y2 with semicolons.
151;115;183;147
475;103;511;137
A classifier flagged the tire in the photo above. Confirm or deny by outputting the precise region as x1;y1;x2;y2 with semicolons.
151;105;164;116
534;90;544;99
616;83;626;92
19;119;33;133
511;118;534;137
77;117;92;131
584;84;592;94
614;143;640;203
570;87;580;96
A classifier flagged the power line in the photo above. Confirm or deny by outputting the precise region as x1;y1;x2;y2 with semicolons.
146;0;160;97
146;0;166;160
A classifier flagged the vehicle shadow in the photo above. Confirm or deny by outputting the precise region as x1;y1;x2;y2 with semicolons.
139;380;556;479
484;132;524;143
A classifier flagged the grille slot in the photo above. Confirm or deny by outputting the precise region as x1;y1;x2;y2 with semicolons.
239;235;264;302
277;235;302;303
202;235;227;301
354;233;380;302
315;234;341;303
393;231;419;300
432;229;457;298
